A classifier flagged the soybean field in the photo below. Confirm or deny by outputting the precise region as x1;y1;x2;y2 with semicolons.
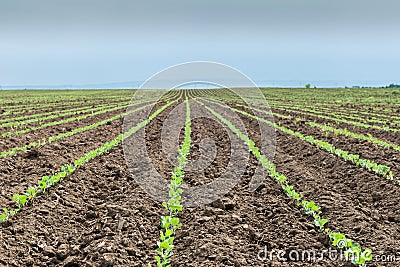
0;88;399;266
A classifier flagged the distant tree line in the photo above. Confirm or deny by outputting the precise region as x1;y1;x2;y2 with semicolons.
343;84;400;89
385;83;400;88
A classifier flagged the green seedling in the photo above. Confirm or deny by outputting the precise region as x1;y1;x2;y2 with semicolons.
12;194;27;210
314;215;329;231
199;98;373;267
151;98;191;267
0;99;178;225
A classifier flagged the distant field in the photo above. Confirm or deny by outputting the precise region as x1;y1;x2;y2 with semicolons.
0;88;399;266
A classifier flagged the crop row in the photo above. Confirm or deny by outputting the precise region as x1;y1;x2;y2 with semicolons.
151;97;192;267
208;90;400;129
271;101;400;124
200;88;399;116
0;98;133;124
0;93;179;157
270;103;400;128
1;90;174;115
0;94;144;119
206;99;397;184
232;102;400;155
242;101;400;134
197;99;372;266
0;100;159;159
1;97;127;114
0;92;133;107
1;104;128;137
306;121;400;153
266;97;394;111
0;99;177;223
267;97;399;117
0;102;125;130
0;94;172;130
263;88;400;106
0;89;175;109
196;91;400;155
192;89;399;176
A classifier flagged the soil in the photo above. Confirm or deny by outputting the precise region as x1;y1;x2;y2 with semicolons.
0;96;399;266
0;103;139;152
233;104;400;264
0;99;130;120
276;116;400;177
273;106;400;129
0;117;124;208
0;96;129;108
272;108;400;145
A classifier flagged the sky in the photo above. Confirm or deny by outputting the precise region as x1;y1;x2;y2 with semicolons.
1;0;399;88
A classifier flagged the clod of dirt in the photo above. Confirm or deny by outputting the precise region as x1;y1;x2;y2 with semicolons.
56;244;70;260
63;256;79;267
43;246;57;257
25;148;40;159
210;198;236;210
198;216;213;223
223;199;236;210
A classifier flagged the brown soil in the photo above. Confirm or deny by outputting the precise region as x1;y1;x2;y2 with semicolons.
0;97;398;267
0;106;132;152
276;117;400;177
233;104;400;264
272;108;400;146
0;99;130;120
274;106;400;129
0;118;123;208
0;97;130;108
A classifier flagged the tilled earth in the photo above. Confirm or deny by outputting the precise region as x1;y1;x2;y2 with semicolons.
0;99;399;266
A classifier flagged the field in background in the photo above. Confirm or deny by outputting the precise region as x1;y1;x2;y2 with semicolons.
0;88;399;266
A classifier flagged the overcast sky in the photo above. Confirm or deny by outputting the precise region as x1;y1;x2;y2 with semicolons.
1;0;399;87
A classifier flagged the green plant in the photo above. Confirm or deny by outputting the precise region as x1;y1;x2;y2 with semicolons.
1;104;129;137
198;98;373;267
0;99;172;160
26;187;37;200
12;194;27;210
0;99;178;224
221;100;396;182
0;208;16;223
302;200;320;216
282;184;302;204
314;216;329;231
328;232;372;266
151;98;191;267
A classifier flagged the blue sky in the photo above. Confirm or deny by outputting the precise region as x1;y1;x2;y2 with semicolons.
1;0;399;88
